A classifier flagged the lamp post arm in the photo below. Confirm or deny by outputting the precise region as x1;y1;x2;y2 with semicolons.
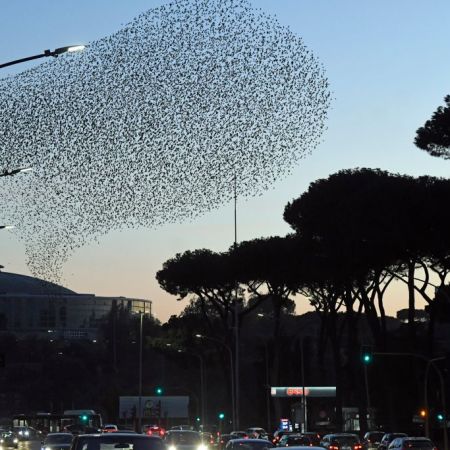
0;51;51;69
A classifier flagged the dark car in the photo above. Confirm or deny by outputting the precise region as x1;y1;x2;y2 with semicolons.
378;434;408;450
143;426;166;438
164;430;204;450
218;435;235;450
225;438;275;450
272;432;292;446
320;434;361;450
277;435;311;447
42;433;73;450
71;433;165;450
388;437;436;450
362;433;384;450
0;431;19;448
301;433;321;447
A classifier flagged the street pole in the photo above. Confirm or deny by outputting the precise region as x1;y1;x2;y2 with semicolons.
0;46;85;69
233;172;240;430
301;338;307;432
265;342;271;433
374;352;448;450
138;311;143;433
196;334;235;429
363;365;371;428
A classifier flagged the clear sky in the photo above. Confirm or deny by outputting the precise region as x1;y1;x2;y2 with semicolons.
1;0;449;321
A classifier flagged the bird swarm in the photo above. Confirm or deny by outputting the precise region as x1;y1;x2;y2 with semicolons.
0;0;331;282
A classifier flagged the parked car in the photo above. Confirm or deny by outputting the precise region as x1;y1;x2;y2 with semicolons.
277;434;311;447
388;437;436;450
320;434;361;450
0;431;19;448
41;432;73;450
378;434;408;450
362;432;385;450
225;438;275;450
71;433;165;450
165;430;204;450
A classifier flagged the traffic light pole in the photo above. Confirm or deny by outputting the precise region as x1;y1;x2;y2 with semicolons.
372;352;448;450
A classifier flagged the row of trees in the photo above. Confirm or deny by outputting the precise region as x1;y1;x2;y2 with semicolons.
156;167;450;431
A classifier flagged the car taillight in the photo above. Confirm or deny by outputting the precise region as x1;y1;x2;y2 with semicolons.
354;445;363;450
330;445;339;450
159;431;165;436
147;430;152;435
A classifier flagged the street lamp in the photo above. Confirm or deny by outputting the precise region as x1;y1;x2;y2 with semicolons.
138;310;144;433
176;349;206;427
1;45;85;69
195;334;236;427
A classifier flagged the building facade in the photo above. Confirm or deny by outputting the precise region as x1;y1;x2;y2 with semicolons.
0;271;152;340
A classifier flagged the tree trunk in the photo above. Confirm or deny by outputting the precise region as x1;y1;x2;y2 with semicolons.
407;259;416;345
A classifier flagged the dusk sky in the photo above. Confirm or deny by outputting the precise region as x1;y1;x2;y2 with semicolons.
1;0;449;321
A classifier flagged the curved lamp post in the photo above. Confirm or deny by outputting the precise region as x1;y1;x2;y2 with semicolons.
1;45;85;69
195;333;236;428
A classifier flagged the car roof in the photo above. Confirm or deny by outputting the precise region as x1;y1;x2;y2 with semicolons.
401;438;432;441
284;447;323;450
229;439;272;443
77;434;161;439
47;433;73;436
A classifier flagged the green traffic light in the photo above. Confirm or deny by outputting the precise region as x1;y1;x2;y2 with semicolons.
437;413;444;421
196;417;201;422
218;413;225;420
155;387;163;395
80;415;88;422
363;354;372;363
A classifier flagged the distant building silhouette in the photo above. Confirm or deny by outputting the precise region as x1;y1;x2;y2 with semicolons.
0;271;151;339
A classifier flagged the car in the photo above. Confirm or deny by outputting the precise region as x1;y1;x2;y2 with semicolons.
143;425;166;438
71;433;165;450
378;434;408;450
362;433;385;450
300;433;321;447
231;433;249;440
388;437;436;450
165;430;205;450
218;435;235;450
320;434;362;450
0;431;19;448
225;439;275;450
272;432;292;446
277;434;311;447
171;426;194;431
13;427;33;441
41;432;73;450
246;430;268;440
200;433;215;446
102;425;119;433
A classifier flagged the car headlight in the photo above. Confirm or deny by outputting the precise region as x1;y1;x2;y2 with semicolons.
13;439;18;444
198;445;208;450
18;432;23;436
45;446;52;450
0;439;4;443
169;446;177;450
25;431;29;436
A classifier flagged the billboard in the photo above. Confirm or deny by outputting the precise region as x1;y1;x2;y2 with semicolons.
270;387;336;398
119;396;189;420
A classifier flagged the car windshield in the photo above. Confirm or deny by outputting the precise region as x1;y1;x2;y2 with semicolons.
367;434;384;442
333;436;359;445
166;432;201;445
76;436;165;450
404;441;433;448
46;435;73;444
231;442;274;450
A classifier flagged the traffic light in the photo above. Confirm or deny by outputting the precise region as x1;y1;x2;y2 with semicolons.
419;409;427;418
218;412;225;420
196;417;201;422
437;413;445;422
155;386;163;395
361;345;373;365
80;414;89;423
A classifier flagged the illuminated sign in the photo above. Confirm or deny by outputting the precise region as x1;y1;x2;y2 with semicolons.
270;386;336;398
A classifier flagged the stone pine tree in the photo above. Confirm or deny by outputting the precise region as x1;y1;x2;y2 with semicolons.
415;95;450;158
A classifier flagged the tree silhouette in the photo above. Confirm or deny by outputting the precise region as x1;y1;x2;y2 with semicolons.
415;95;450;158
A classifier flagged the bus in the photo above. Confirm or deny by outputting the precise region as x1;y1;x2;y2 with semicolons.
12;410;103;435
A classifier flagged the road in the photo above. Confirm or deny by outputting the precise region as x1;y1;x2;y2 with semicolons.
16;440;41;450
